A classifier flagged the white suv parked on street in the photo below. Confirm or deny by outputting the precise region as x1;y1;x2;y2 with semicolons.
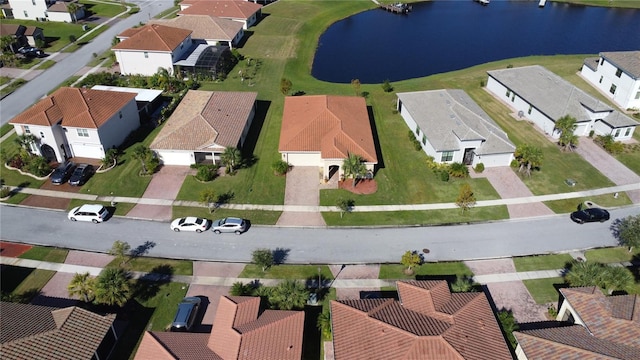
68;204;109;223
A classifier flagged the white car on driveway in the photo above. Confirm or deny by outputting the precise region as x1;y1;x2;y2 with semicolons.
170;217;210;233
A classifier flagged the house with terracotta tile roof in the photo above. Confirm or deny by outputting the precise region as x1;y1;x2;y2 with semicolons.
6;0;84;22
0;301;118;360
580;51;640;110
279;95;378;181
151;90;257;165
486;65;638;141
514;286;640;360
178;0;262;29
134;295;304;360
397;89;516;168
148;14;244;49
330;280;512;360
9;87;140;162
113;24;194;76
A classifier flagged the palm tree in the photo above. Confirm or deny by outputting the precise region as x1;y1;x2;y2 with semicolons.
342;152;366;187
554;115;579;151
269;280;308;310
132;144;151;175
221;147;242;173
108;240;131;267
67;2;79;23
67;272;95;303
601;266;635;295
94;268;131;307
14;134;38;152
514;144;543;177
564;261;605;287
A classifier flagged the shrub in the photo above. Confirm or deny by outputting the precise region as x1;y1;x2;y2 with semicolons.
589;130;595;138
144;155;159;175
473;163;485;173
438;169;449;182
510;159;518;168
195;165;218;182
448;162;469;178
68;34;76;43
0;186;11;198
271;160;289;176
102;148;119;168
27;156;51;177
595;135;624;154
381;79;393;92
408;131;421;151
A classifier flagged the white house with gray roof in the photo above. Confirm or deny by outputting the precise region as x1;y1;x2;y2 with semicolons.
486;65;638;141
396;90;516;167
580;51;640;110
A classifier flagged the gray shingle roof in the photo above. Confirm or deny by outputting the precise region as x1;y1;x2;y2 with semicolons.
397;89;515;154
601;51;640;79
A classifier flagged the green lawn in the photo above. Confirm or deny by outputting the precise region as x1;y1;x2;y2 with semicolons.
68;199;136;216
379;261;473;279
584;247;639;263
81;0;128;17
172;206;281;225
322;206;509;226
513;254;574;272
522;277;565;305
0;133;48;188
107;257;193;276
614;130;640;176
238;264;334;280
0;78;27;99
0;123;13;137
544;194;632;214
11;269;56;296
18;246;68;263
0;19;88;52
0;76;11;86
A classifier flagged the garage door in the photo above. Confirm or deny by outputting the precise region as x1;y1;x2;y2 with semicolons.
285;153;321;166
70;143;104;159
156;150;193;165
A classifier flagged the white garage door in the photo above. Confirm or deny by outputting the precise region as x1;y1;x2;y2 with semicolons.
155;150;193;166
285;153;321;166
70;143;104;159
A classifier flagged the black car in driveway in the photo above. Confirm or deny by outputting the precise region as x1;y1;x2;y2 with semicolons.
50;161;75;185
570;207;610;224
17;46;45;58
69;164;94;186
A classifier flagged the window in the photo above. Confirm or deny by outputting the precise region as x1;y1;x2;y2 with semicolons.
615;68;622;78
506;89;511;97
23;126;31;134
511;93;515;102
635;91;640;100
600;58;604;66
441;151;453;162
625;128;631;136
609;84;617;94
40;131;45;139
614;129;621;137
77;129;89;137
32;0;35;5
415;126;420;136
119;111;122;119
528;105;532;115
144;52;148;58
422;135;426;145
599;75;603;84
24;10;28;17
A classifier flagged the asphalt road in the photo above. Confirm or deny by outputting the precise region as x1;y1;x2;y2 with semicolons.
0;0;175;125
2;205;638;264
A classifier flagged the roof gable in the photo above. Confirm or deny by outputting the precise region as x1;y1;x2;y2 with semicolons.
601;51;640;79
113;24;192;52
9;87;136;129
179;0;262;19
279;95;378;163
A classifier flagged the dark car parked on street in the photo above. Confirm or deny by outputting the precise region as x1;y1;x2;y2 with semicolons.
570;207;610;224
50;161;75;185
17;46;45;58
69;164;94;186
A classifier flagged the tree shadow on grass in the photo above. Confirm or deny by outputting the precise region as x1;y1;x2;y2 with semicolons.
132;264;173;301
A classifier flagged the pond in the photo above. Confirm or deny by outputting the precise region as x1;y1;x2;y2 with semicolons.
312;0;640;84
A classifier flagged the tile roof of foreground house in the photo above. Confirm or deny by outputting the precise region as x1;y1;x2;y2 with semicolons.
9;87;136;128
601;51;640;79
47;0;84;13
0;301;116;360
487;65;638;128
178;0;262;19
148;14;243;41
134;296;304;360
279;95;378;163
113;24;192;52
331;280;512;360
514;287;640;359
397;89;516;154
150;90;257;151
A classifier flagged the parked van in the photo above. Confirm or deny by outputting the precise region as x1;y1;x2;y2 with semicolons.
67;204;109;223
171;297;201;332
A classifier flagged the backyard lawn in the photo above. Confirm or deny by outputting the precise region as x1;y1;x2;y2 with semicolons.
523;277;565;305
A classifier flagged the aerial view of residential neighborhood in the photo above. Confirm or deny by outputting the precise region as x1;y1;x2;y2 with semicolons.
1;0;640;358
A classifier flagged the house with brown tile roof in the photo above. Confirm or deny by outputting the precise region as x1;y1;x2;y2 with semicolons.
0;301;118;360
148;14;244;49
112;24;194;76
330;280;512;360
9;87;139;162
279;95;378;181
514;286;640;360
134;295;304;360
151;90;258;165
178;0;262;29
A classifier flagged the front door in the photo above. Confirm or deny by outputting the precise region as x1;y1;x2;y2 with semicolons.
463;148;475;165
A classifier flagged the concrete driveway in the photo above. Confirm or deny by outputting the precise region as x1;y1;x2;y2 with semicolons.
276;166;326;227
574;137;640;203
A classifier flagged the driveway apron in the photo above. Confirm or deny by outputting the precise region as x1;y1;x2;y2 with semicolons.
126;166;193;221
276;166;326;227
574;137;640;203
473;167;554;218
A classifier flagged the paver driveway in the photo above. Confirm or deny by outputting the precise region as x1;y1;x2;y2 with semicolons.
127;166;193;221
277;166;326;226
